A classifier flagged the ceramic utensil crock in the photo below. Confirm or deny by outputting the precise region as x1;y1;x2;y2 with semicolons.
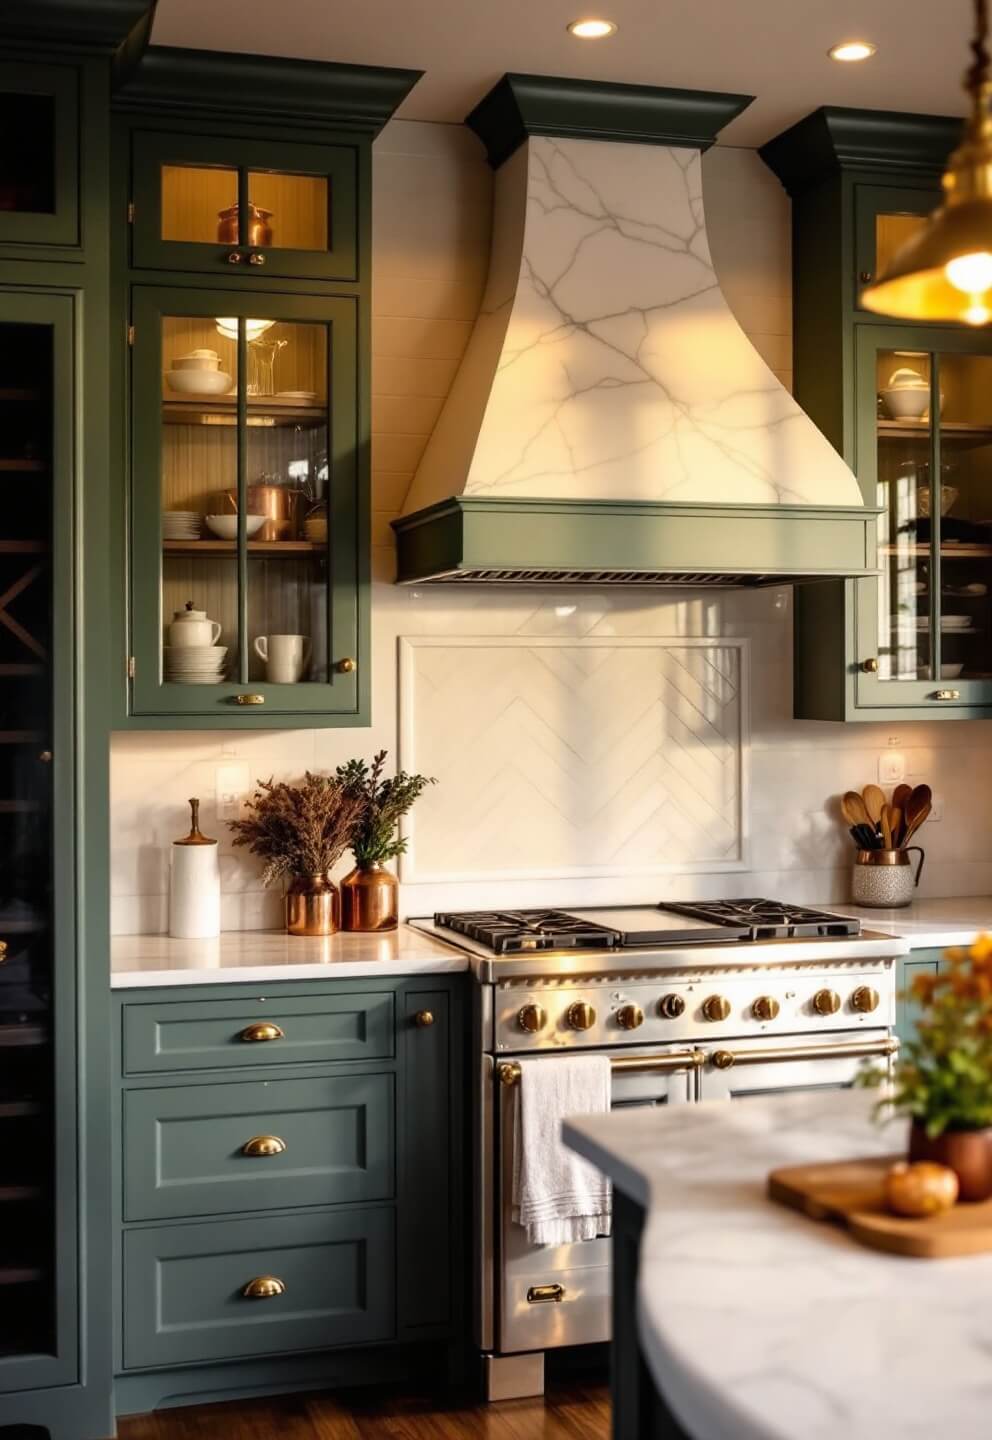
851;847;925;907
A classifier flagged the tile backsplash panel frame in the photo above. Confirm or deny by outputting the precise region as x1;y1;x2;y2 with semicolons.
398;635;749;882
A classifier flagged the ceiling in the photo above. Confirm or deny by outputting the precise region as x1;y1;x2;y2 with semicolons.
151;0;974;147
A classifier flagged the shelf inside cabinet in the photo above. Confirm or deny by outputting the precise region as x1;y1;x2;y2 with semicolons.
880;543;992;557
162;397;327;428
163;539;323;556
878;419;992;442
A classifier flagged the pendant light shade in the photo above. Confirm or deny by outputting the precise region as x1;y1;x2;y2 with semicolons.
862;0;992;324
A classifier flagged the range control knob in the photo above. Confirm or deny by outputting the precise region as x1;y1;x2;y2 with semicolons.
702;995;732;1023
851;985;880;1014
813;988;841;1016
658;993;686;1020
616;1003;644;1031
751;995;780;1022
566;1001;596;1031
517;1003;547;1033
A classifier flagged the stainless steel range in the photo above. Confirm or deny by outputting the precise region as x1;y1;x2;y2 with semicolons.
408;900;907;1401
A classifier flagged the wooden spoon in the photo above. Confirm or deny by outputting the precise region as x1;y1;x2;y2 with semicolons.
862;784;886;828
903;801;932;846
902;784;933;845
893;783;912;817
842;791;871;829
880;805;893;849
889;805;903;847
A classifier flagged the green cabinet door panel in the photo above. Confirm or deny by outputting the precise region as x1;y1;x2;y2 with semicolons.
122;1207;394;1369
123;1073;394;1221
121;991;394;1074
0;61;79;252
896;948;947;1045
130;129;358;282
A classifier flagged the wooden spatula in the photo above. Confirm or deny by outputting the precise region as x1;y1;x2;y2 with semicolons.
842;791;871;829
862;784;886;828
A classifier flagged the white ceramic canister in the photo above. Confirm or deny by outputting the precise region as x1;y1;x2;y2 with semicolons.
850;847;925;908
169;797;221;938
168;600;222;649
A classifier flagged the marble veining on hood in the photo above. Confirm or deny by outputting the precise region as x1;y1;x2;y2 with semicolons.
404;136;863;512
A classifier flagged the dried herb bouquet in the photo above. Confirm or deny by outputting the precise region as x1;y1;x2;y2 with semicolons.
227;772;365;886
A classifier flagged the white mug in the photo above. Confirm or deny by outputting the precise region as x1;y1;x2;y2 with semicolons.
254;634;311;684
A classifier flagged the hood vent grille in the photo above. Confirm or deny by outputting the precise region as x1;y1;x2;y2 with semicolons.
428;568;811;587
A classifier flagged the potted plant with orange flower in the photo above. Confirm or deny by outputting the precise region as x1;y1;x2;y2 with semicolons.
864;936;992;1201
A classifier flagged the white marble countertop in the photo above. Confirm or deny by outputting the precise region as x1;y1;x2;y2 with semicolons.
564;1091;992;1440
828;895;992;949
110;927;469;988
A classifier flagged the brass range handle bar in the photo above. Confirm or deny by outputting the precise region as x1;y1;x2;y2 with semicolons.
497;1050;706;1086
710;1037;898;1071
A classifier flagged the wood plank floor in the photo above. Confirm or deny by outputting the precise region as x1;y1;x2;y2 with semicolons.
117;1380;611;1440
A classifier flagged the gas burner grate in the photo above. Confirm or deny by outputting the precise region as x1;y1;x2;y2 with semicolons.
659;899;860;941
434;909;622;955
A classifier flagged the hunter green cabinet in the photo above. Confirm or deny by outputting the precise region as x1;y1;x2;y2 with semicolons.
896;948;946;1045
113;974;467;1412
0;60;80;254
762;108;992;721
130;129;358;282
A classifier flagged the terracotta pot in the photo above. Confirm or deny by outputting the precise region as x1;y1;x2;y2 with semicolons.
340;863;398;932
909;1119;992;1202
285;873;339;936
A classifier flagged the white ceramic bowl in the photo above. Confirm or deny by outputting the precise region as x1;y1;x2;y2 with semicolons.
882;386;930;420
204;514;265;540
165;369;233;396
172;350;221;372
941;663;964;679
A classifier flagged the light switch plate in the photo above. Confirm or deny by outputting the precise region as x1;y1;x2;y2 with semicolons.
216;763;250;820
878;751;906;785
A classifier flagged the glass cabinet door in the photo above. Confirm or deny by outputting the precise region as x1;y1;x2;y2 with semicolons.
856;326;992;710
130;287;361;720
855;184;937;310
0;62;78;249
132;132;356;281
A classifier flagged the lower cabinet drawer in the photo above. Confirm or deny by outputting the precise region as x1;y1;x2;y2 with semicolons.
123;1074;394;1221
122;1208;395;1369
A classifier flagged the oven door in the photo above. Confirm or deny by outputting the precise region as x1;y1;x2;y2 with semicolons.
698;1031;896;1101
495;1044;698;1356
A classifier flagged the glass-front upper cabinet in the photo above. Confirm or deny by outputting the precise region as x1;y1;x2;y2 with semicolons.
129;287;361;722
0;62;78;250
854;184;937;307
856;325;992;710
130;132;357;280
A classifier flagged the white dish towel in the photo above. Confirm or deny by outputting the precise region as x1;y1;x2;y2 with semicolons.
511;1054;612;1246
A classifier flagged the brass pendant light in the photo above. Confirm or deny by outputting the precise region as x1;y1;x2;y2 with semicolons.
862;0;992;324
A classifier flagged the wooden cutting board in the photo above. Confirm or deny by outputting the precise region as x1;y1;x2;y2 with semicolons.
768;1156;992;1258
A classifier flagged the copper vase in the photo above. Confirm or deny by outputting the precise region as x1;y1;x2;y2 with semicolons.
909;1119;992;1202
285;873;339;936
340;863;398;932
216;202;273;246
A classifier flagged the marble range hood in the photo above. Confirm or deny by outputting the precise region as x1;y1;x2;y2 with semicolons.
392;77;877;587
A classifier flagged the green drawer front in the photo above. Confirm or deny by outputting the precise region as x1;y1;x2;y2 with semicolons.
122;1208;394;1369
122;992;394;1074
123;1074;394;1221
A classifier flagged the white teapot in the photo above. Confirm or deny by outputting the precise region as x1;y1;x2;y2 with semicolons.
168;601;222;648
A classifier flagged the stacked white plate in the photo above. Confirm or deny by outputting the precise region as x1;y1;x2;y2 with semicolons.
164;646;227;684
163;511;200;540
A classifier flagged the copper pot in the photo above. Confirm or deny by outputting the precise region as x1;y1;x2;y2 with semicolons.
216;202;273;247
211;484;300;542
340;863;399;932
285;873;339;937
909;1120;992;1202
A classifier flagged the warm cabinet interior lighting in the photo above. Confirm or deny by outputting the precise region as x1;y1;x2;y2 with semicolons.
828;40;877;61
567;18;617;38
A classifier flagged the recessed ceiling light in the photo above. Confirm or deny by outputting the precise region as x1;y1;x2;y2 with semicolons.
567;18;618;39
828;39;877;62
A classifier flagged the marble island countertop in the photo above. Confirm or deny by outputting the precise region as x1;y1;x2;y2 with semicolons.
110;927;469;988
564;1091;992;1440
828;895;992;949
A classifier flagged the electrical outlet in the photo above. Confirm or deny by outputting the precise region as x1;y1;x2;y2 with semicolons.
216;763;250;820
878;751;906;785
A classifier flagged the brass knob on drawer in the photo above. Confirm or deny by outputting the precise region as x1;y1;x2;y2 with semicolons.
336;657;357;674
751;995;780;1022
813;988;841;1016
242;1135;287;1157
242;1275;285;1299
862;657;879;674
658;993;685;1019
239;1021;285;1043
702;995;731;1022
616;1003;644;1030
414;1009;435;1028
227;250;243;264
517;1003;547;1033
566;1001;596;1031
248;251;267;266
851;985;880;1014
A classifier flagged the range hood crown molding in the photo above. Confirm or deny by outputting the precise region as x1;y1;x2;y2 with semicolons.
466;73;754;169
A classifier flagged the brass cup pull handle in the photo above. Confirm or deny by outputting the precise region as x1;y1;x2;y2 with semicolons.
239;1022;285;1043
227;250;243;264
242;1135;287;1157
414;1009;435;1028
248;251;266;266
527;1284;565;1304
242;1275;286;1299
